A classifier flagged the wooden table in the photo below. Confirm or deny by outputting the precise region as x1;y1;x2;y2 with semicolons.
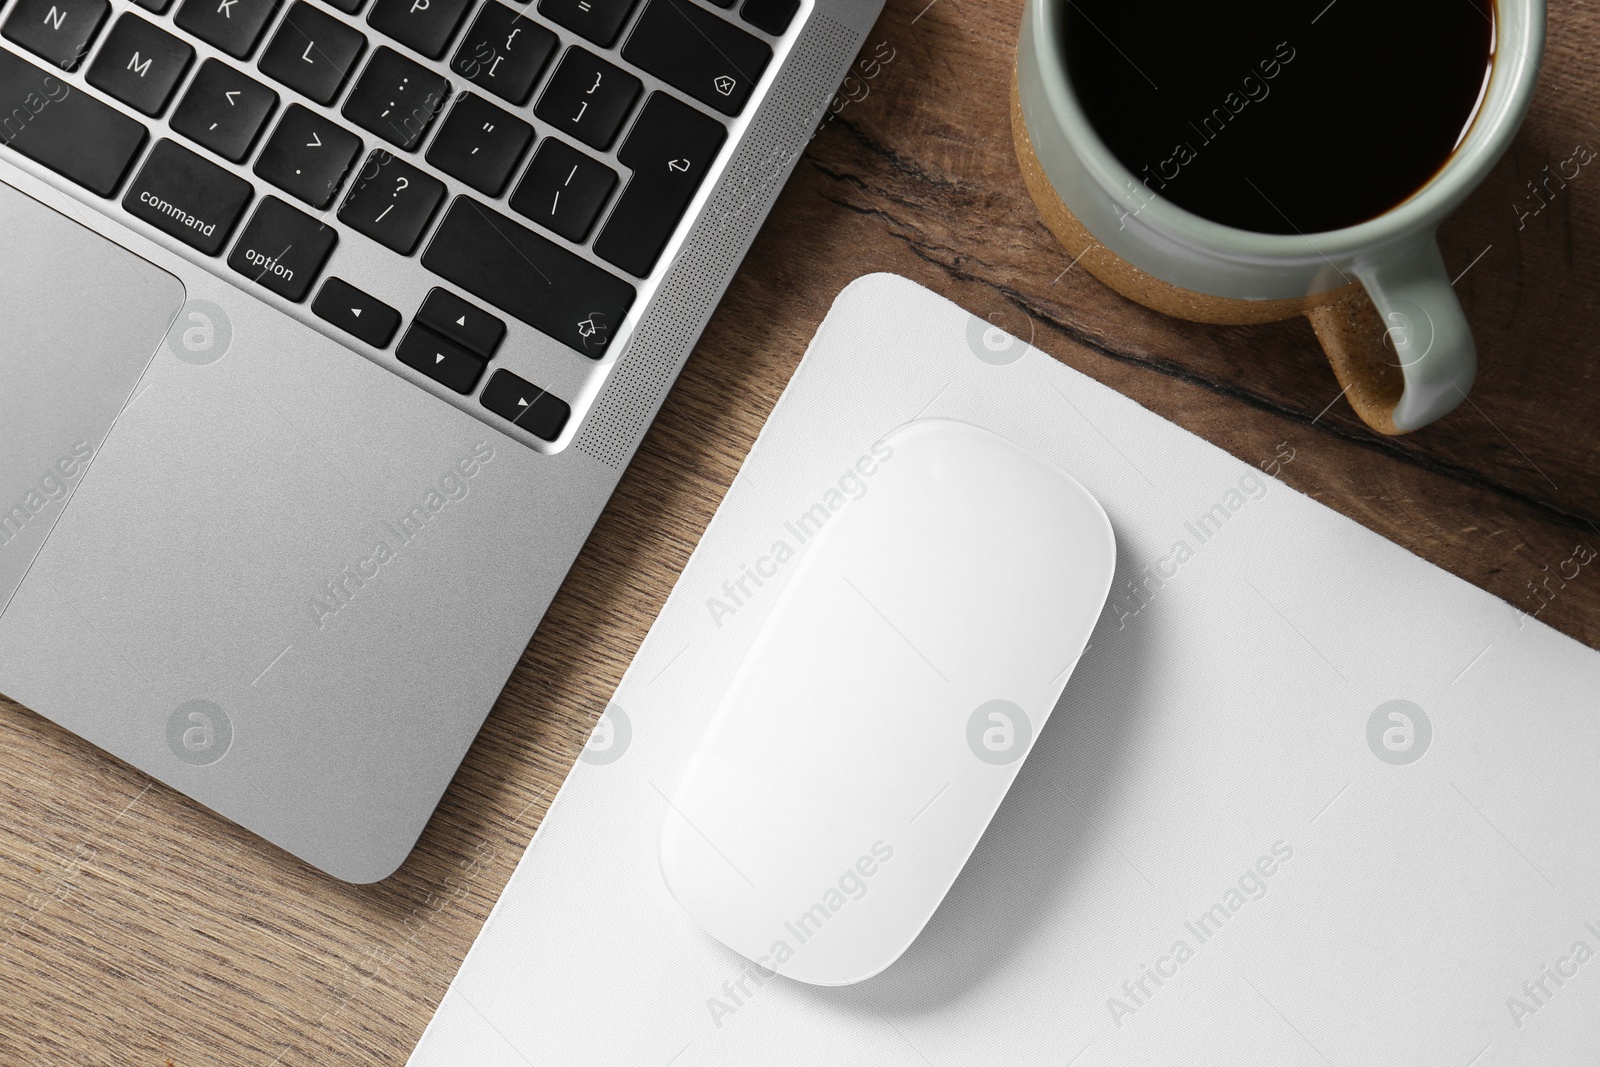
4;1;1597;1062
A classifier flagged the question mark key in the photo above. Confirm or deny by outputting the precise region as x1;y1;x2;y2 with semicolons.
336;149;448;255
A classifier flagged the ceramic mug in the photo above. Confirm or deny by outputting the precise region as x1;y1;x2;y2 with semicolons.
1013;0;1546;434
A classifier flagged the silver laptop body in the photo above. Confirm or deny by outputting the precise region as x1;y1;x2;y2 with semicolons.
0;0;883;881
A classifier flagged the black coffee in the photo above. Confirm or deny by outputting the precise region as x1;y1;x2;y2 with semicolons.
1062;0;1494;234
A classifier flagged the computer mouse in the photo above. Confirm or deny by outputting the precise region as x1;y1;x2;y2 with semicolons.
659;417;1115;986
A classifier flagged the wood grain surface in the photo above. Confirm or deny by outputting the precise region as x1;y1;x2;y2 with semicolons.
4;0;1598;1062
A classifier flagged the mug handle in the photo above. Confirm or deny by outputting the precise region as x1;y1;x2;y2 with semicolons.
1306;231;1476;435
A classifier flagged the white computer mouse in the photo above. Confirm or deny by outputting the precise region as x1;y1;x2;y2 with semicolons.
659;417;1115;986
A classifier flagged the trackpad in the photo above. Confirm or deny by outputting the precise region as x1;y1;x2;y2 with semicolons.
0;180;185;609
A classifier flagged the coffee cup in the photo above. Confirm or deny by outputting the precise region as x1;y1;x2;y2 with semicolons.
1013;0;1545;434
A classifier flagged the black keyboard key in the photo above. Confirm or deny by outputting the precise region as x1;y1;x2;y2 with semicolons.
324;0;364;13
595;92;724;276
0;48;146;195
533;47;639;151
538;0;638;47
739;0;795;36
254;104;362;207
123;139;252;254
417;287;503;356
425;92;531;196
397;323;485;392
509;138;616;243
342;46;448;150
422;197;636;358
258;1;366;105
338;149;445;253
227;194;337;300
170;59;278;162
366;0;469;59
622;0;769;116
86;14;194;116
481;368;569;439
3;0;108;71
175;0;280;59
313;276;400;345
450;1;555;106
136;0;175;13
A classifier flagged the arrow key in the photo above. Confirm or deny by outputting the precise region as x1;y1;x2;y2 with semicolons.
397;324;486;394
481;369;570;441
312;277;401;347
417;287;505;357
170;58;278;163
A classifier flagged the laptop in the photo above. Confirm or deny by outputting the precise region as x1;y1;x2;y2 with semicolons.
0;0;883;882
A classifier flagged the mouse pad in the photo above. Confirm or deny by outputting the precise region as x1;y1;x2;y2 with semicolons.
411;274;1600;1066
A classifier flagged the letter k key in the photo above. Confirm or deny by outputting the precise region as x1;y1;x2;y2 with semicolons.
176;0;275;58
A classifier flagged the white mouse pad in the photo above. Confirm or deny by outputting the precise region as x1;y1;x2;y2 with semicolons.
411;274;1600;1066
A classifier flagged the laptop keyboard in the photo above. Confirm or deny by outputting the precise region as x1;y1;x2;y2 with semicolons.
0;0;794;443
